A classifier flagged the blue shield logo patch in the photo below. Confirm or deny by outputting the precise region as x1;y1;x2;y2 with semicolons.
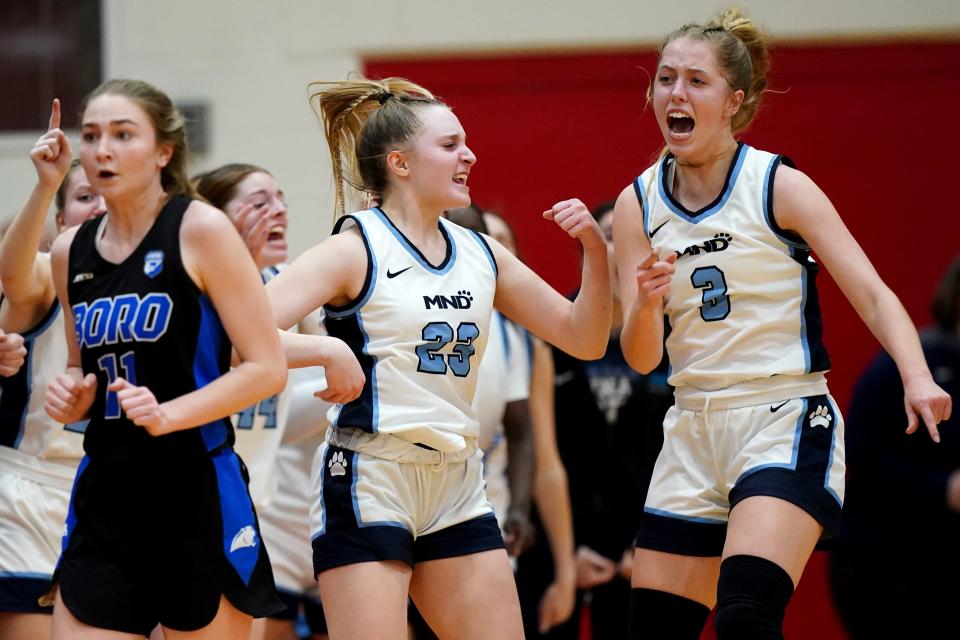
144;250;164;278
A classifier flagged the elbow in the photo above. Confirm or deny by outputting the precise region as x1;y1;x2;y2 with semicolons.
570;336;609;361
264;361;288;396
624;351;657;375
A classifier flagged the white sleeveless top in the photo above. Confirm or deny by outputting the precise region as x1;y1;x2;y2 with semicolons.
0;302;85;488
635;143;830;394
324;208;498;452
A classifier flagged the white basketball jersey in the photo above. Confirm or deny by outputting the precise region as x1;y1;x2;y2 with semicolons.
324;208;497;452
475;312;531;451
475;312;531;524
233;266;289;508
0;303;85;487
635;144;830;392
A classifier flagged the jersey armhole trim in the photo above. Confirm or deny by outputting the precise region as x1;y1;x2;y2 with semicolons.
763;155;808;249
633;175;650;239
20;301;61;340
324;214;377;318
469;230;498;279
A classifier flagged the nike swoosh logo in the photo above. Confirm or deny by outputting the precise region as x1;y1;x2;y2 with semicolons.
770;400;790;413
649;220;669;238
386;266;412;279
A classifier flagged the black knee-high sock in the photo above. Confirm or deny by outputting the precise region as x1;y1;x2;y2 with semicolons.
715;555;795;640
629;587;710;640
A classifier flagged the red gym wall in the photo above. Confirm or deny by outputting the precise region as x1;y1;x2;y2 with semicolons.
367;41;960;639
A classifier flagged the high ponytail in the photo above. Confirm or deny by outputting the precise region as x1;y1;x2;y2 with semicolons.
660;5;771;133
307;77;440;218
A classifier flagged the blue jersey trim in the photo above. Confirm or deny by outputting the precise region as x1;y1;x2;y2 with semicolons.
735;398;807;487
824;396;842;504
11;337;37;450
658;142;748;224
194;296;229;451
326;311;379;434
212;449;259;585
61;454;90;557
643;506;726;525
632;175;650;237
762;155;808;249
469;229;498;279
325;214;377;318
0;571;52;580
374;207;457;275
495;312;510;360
357;312;379;433
799;253;812;372
315;444;329;536
3;303;60;450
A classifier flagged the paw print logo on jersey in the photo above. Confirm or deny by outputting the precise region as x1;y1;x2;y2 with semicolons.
808;405;833;429
329;451;348;477
711;233;733;249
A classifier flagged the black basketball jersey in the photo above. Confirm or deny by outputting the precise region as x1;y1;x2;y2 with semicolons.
67;195;233;462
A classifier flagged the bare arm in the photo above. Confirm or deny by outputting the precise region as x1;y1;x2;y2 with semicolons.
0;100;71;331
44;228;98;423
501;398;535;556
613;184;676;374
265;229;366;331
264;229;366;402
493;199;611;360
774;166;952;440
528;339;577;632
114;202;287;435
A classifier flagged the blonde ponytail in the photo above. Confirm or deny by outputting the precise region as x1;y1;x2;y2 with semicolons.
308;77;439;218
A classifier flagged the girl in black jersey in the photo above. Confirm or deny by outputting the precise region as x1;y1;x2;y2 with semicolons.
43;80;289;639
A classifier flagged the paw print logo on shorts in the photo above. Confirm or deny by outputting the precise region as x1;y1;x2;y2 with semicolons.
808;405;832;429
328;451;348;477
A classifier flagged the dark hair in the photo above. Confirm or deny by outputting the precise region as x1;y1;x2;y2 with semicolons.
308;77;442;217
444;204;488;234
55;159;84;212
591;200;616;223
932;255;960;332
658;6;770;133
194;163;270;211
81;79;196;197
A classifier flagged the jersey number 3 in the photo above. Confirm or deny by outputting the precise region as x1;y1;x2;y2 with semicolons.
416;322;480;377
691;266;731;321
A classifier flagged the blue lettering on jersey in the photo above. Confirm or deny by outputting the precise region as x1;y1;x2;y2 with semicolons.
72;293;174;348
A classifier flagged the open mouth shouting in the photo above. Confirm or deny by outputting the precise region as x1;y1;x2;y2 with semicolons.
667;111;695;139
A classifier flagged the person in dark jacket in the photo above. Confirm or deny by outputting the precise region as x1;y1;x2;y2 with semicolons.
830;255;960;639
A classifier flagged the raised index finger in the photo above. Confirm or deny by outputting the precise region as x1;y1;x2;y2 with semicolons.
48;98;61;132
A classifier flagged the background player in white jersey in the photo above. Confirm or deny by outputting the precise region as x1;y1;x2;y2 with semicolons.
614;7;952;639
196;163;331;640
480;210;579;635
43;80;290;639
264;76;610;639
0;101;106;640
445;205;535;558
195;163;298;509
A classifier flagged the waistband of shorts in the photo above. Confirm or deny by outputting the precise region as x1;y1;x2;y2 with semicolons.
325;427;478;464
0;446;80;489
674;373;829;412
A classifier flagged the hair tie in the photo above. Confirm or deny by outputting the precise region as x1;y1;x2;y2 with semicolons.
378;92;394;105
